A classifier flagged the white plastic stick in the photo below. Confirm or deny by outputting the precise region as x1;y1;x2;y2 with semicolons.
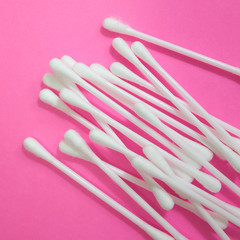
58;88;240;219
91;62;223;153
41;77;175;210
59;140;228;230
103;17;240;76
72;63;204;169
131;41;240;155
23;137;173;240
88;64;214;161
39;89;240;215
60;56;123;144
39;88;189;181
89;128;220;194
109;61;240;139
89;129;230;238
191;201;230;240
112;38;240;172
131;156;240;226
64;130;187;240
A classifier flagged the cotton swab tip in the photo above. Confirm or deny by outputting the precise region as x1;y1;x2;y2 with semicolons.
59;140;88;160
103;17;132;34
23;137;53;163
39;89;59;107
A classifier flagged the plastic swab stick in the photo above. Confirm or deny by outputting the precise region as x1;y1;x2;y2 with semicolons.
40;88;238;219
50;59;198;175
191;201;230;240
130;156;240;226
103;17;240;76
45;60;181;209
131;41;240;154
64;130;187;240
60;57;124;143
87;128;174;210
89;128;221;193
109;62;240;139
68;130;237;228
89;63;213;161
39;88;189;182
73;63;204;169
23;138;173;240
60;141;228;230
142;145;229;239
133;102;216;173
91;63;216;152
112;38;240;172
59;88;240;197
59;89;240;220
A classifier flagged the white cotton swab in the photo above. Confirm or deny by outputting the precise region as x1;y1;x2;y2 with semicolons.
142;145;230;240
130;155;240;227
109;61;240;140
76;65;240;193
91;63;222;154
49;59;199;177
40;88;240;222
42;77;173;210
89;128;220;194
86;63;213;159
87;128;174;211
73;63;207;169
39;88;189;182
102;17;240;76
66;130;236;235
112;38;240;172
56;57;124;144
59;141;229;230
85;64;214;164
64;130;187;240
23;138;173;240
89;129;231;239
133;102;215;171
131;41;240;155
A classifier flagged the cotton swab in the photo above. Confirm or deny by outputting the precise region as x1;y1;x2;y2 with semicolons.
89;129;231;239
58;88;240;219
59;88;240;197
109;61;240;139
112;38;240;172
142;145;230;240
59;57;125;144
40;88;240;222
89;128;221;193
91;63;223;154
73;63;207;169
39;88;238;212
50;59;199;175
133;102;215;169
64;129;187;240
42;65;178;210
41;82;173;210
23;137;174;240
59;140;229;230
102;17;240;76
130;155;240;227
65;130;238;231
39;88;189;182
131;41;240;154
87;64;214;162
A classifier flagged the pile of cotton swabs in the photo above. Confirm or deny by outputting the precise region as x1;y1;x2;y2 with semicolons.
24;18;240;240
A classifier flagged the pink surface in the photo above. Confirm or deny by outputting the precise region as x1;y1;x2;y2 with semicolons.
1;1;240;239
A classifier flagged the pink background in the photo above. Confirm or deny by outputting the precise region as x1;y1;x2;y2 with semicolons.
1;1;240;239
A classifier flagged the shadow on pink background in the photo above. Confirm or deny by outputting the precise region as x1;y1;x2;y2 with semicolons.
1;1;240;239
